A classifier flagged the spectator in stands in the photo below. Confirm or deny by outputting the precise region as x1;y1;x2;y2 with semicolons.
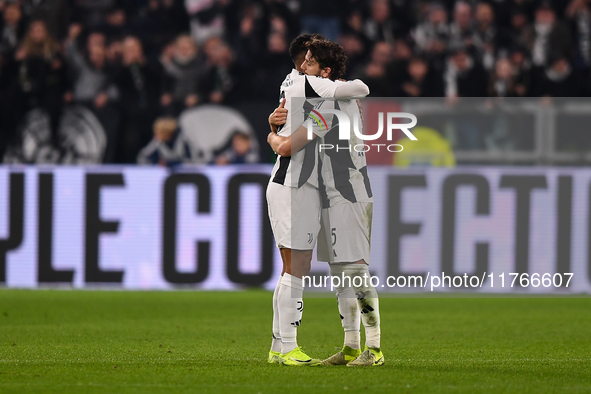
526;2;574;68
116;36;166;163
202;35;223;62
0;3;25;57
160;34;207;115
566;0;591;70
137;116;193;166
15;19;68;142
504;5;530;52
86;29;106;52
213;130;258;165
444;46;488;97
267;1;300;43
489;57;519;97
185;0;225;44
532;53;585;96
509;45;532;97
354;41;395;97
448;1;476;53
473;2;499;71
257;31;292;99
205;40;244;104
225;0;269;80
343;7;369;42
402;56;444;97
106;37;123;66
381;38;415;92
445;45;489;151
339;31;367;79
65;24;120;162
364;0;396;44
413;3;449;58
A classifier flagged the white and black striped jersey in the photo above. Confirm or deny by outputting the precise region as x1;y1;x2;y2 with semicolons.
270;69;367;189
318;99;373;207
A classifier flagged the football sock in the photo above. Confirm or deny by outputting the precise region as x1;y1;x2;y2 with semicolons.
343;264;381;350
330;264;361;349
278;273;304;354
271;276;282;353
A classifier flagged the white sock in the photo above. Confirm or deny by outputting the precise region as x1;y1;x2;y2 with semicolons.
278;273;303;354
270;276;282;353
330;264;361;349
343;264;381;349
344;331;361;350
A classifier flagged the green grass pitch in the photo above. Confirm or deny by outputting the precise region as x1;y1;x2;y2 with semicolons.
0;290;590;393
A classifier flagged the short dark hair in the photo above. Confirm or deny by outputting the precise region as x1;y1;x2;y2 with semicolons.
305;39;348;81
288;33;324;63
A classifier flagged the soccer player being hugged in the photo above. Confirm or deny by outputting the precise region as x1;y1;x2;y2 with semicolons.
266;35;371;366
268;38;383;367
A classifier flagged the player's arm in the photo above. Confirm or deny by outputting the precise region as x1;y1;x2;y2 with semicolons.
308;76;370;99
268;98;287;133
333;79;370;99
267;123;314;157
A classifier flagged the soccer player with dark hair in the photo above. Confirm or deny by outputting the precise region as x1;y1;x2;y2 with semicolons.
265;35;370;366
303;38;348;80
268;38;384;367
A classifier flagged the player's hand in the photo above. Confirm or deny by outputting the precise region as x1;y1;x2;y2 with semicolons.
268;98;287;128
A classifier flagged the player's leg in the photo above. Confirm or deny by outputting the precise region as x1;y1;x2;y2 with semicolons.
343;203;383;366
276;184;322;366
278;248;309;353
266;182;290;363
343;261;383;366
269;272;283;363
322;263;362;365
268;247;297;363
277;247;322;365
320;202;383;366
318;207;362;365
272;246;291;361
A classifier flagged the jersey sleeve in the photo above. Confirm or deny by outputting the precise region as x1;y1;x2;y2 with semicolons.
305;75;338;98
333;79;370;99
305;76;370;99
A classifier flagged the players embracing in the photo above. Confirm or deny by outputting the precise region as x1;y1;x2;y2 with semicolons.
266;35;383;367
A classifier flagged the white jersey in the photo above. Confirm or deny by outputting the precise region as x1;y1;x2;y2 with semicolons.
270;69;347;189
318;99;373;207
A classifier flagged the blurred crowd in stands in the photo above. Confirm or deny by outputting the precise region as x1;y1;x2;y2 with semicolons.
0;0;590;165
